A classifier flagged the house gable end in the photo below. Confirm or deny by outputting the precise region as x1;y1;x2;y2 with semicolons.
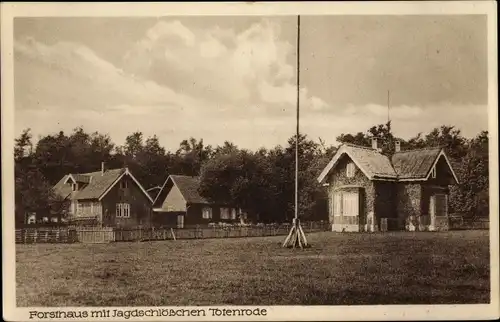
161;182;188;211
425;150;459;184
98;169;154;203
318;146;374;184
328;154;373;188
153;176;190;210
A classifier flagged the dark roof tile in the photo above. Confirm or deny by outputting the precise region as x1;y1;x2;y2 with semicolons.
53;168;125;200
391;147;442;179
170;175;209;204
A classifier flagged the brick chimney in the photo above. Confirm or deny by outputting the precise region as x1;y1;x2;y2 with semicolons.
371;137;378;150
101;161;105;176
395;140;401;153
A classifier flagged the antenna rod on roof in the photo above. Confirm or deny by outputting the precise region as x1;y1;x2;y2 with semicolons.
387;90;390;124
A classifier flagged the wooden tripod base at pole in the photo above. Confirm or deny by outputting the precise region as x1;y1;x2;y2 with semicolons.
283;218;309;248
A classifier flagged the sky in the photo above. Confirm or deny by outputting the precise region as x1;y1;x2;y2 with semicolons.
14;15;488;151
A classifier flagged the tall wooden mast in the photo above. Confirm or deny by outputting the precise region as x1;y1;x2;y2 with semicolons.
283;15;308;249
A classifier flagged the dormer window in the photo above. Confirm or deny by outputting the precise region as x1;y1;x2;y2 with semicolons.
346;162;356;178
120;180;128;189
431;166;437;179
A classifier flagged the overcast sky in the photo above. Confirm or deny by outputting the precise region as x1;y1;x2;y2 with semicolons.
14;15;488;151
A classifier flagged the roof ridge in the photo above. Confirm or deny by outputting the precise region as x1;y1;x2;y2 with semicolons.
393;146;442;154
343;143;376;151
80;167;125;176
170;174;200;179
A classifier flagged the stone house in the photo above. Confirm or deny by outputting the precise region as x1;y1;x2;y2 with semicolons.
317;138;459;232
52;163;153;227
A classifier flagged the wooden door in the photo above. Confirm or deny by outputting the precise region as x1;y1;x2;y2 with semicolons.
430;194;448;228
177;214;184;229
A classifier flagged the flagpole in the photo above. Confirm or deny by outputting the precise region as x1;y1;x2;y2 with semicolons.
283;14;308;249
295;14;300;223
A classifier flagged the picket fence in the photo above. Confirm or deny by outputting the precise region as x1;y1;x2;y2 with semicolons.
16;222;330;244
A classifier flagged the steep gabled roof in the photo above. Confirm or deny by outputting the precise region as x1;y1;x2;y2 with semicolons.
391;147;442;180
170;175;209;204
53;168;153;202
317;144;397;183
392;148;459;183
317;143;459;184
64;173;91;184
53;175;73;200
153;175;209;207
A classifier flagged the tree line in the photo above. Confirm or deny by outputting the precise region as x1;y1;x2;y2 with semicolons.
14;122;489;225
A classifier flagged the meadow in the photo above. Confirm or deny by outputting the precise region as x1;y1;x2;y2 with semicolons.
16;230;490;306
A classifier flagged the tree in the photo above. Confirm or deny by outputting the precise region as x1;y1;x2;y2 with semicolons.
449;131;489;217
406;125;467;160
174;137;212;176
199;150;274;221
14;128;33;161
14;164;63;225
337;121;400;155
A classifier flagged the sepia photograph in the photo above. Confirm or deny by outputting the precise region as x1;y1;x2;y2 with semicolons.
2;2;498;321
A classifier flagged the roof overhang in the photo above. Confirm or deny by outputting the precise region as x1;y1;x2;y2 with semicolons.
97;168;154;203
152;175;192;208
424;149;460;184
63;175;76;184
317;145;375;184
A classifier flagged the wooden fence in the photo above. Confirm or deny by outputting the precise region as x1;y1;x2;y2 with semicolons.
15;228;77;244
16;221;330;244
449;216;489;230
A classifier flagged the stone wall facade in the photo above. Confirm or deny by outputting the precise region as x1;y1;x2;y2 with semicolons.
326;155;374;231
396;183;421;230
374;181;398;229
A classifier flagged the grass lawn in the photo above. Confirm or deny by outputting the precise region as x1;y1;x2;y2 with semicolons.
16;230;490;306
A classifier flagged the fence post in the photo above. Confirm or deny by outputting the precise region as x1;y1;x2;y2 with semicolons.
24;229;27;244
33;229;38;243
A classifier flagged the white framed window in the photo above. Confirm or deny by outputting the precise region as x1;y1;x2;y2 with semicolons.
231;208;237;220
431;166;437;179
72;183;76;191
346;162;356;178
120;180;128;189
342;192;359;217
79;202;91;215
93;202;102;216
51;217;59;223
177;214;184;228
202;207;212;219
116;203;130;218
27;215;36;224
220;207;230;220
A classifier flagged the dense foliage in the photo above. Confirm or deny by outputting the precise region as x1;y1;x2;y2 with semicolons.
14;122;489;225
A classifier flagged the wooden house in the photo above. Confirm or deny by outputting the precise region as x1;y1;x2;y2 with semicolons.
152;175;241;228
317;138;459;232
52;163;153;227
